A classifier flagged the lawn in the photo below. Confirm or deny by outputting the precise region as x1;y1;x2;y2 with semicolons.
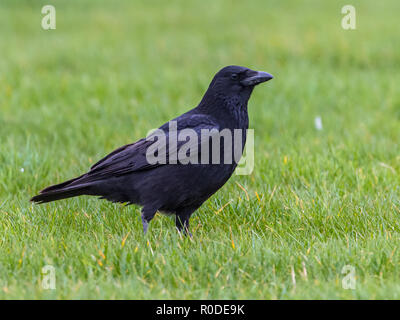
1;0;400;299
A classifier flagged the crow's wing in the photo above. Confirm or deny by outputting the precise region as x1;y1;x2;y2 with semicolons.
86;114;220;180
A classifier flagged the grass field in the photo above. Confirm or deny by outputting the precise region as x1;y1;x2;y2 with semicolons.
1;0;400;299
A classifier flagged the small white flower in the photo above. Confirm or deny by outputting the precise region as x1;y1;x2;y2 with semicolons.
314;117;323;131
20;168;25;173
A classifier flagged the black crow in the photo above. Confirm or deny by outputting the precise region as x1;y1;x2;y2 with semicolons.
31;66;273;235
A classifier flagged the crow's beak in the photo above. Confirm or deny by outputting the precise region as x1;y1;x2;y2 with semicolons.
241;71;274;86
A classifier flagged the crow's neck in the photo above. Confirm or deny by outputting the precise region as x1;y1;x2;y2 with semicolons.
196;92;249;130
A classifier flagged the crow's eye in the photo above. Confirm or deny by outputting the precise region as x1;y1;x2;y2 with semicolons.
231;73;239;80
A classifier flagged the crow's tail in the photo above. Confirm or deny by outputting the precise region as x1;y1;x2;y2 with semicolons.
30;174;93;204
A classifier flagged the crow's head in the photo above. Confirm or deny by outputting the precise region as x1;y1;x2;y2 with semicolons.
207;65;273;99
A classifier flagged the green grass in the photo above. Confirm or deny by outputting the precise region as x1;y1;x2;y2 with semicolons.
1;0;400;299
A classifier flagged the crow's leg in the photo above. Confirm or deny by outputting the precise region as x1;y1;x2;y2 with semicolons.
141;207;157;235
175;208;195;237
